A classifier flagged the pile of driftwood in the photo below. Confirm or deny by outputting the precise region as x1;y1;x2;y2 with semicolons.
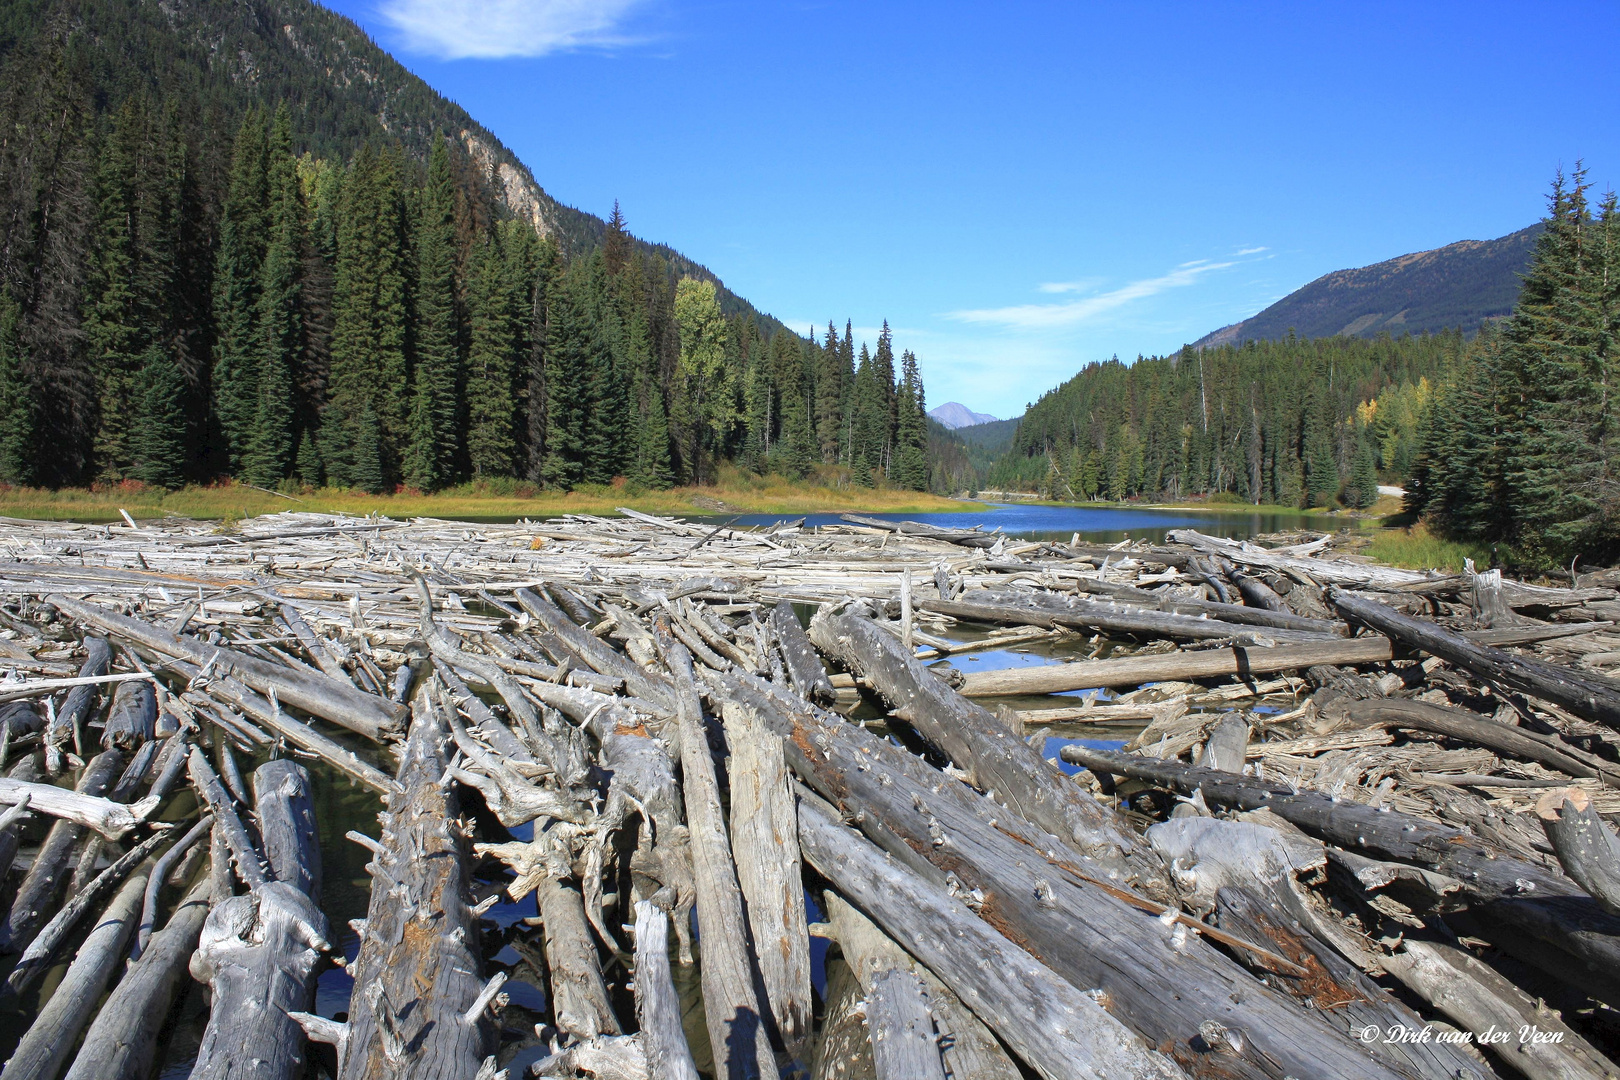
1;509;1620;1079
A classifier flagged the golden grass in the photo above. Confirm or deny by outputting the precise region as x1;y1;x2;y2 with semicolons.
0;476;969;525
1361;523;1491;573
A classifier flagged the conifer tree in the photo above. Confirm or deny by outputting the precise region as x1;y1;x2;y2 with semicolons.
130;345;186;489
540;260;592;489
404;138;460;490
241;106;301;486
212;110;269;470
674;278;729;485
873;321;897;474
352;402;385;494
815;321;844;463
893;349;928;490
774;332;815;478
465;226;522;477
0;291;32;485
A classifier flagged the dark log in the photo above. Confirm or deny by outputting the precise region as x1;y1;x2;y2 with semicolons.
0;748;124;953
769;601;833;704
1539;788;1620;917
101;678;155;751
654;622;778;1080
798;794;1186;1080
0;871;147;1080
810;956;876;1080
784;690;1403;1080
65;878;212;1080
276;600;349;679
0;755;39;882
633;900;701;1080
1342;697;1620;786
135;812;212;958
1218;558;1290;612
1332;589;1620;730
960;637;1395;696
809;610;1163;892
1061;745;1620;1004
48;596;405;741
336;685;495;1078
45;637;109;752
187;746;269;889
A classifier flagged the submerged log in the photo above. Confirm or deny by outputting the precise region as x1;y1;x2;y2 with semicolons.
960;637;1395;696
810;609;1162;891
633;900;700;1080
797;794;1186;1080
45;637;110;752
0;871;147;1080
101;678;155;751
1333;589;1620;730
48;595;405;741
335;686;495;1078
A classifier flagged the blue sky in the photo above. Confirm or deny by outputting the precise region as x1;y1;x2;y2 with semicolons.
323;0;1619;419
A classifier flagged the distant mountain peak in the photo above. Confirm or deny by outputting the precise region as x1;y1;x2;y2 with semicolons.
929;403;1000;429
1190;224;1541;350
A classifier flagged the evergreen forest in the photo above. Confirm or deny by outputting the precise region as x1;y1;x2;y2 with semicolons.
0;9;934;495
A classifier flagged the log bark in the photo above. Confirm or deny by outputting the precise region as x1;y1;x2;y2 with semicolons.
1539;788;1620;917
1061;745;1620;1004
797;794;1186;1080
0;871;147;1080
810;610;1163;892
769;601;833;704
866;967;947;1080
1332;589;1620;730
784;691;1402;1080
48;595;405;741
654;622;778;1080
713;681;812;1059
960;637;1395;697
64;878;212;1080
633;901;701;1080
337;684;495;1079
537;870;621;1040
0;748;124;953
1380;933;1620;1080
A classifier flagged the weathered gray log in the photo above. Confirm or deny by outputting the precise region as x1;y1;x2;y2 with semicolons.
0;748;124;953
442;696;590;827
1061;745;1620;1002
336;685;495;1078
1333;589;1620;730
770;601;833;704
0;775;153;838
65;877;212;1080
1343;697;1620;787
633;900;701;1080
101;678;155;750
0;870;147;1080
187;746;269;889
821;890;1019;1080
48;595;405;740
654;622;778;1080
867;967;947;1080
1380;932;1620;1080
518;586;676;711
838;513;997;547
45;637;110;751
190;760;328;1080
539;871;621;1040
1539;788;1620;917
1197;714;1249;773
146;653;396;794
6;825;170;995
712;680;812;1059
797;794;1186;1080
811;955;876;1080
960;637;1395;696
276;599;349;679
785;690;1402;1080
810;609;1163;892
135;812;213;958
922;596;1333;645
1007;580;1340;634
1218;558;1290;611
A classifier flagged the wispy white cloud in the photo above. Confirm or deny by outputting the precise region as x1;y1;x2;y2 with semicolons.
1235;246;1269;256
376;0;646;59
1036;279;1100;294
948;260;1235;331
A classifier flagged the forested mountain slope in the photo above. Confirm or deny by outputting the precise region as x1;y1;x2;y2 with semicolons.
1193;224;1539;348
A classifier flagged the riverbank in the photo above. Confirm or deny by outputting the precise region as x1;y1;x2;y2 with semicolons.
0;478;970;524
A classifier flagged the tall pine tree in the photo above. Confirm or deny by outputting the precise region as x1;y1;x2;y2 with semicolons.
404;138;460;490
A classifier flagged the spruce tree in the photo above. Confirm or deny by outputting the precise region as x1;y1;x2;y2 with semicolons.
465;229;518;477
404;138;460;490
893;349;928;490
815;321;844;463
130;346;186;489
352;403;385;494
212;110;269;470
674;278;730;485
774;333;815;478
541;260;591;489
0;291;33;485
241;106;301;486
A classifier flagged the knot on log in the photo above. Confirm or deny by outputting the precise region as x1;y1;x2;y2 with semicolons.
189;882;331;985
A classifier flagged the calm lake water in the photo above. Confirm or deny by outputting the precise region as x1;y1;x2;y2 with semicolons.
709;501;1329;544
